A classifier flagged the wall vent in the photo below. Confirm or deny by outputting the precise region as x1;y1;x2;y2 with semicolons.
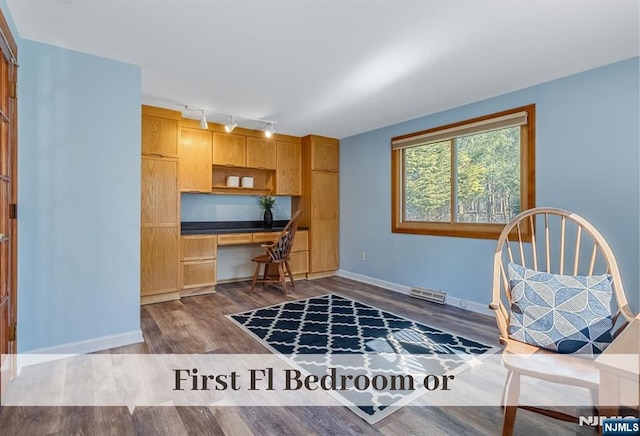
409;287;447;304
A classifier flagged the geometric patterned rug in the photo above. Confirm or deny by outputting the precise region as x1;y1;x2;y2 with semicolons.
227;294;497;424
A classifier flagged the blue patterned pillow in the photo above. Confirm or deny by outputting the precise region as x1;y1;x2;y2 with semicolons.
507;262;614;355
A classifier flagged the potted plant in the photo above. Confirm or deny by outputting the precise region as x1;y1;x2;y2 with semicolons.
259;196;276;229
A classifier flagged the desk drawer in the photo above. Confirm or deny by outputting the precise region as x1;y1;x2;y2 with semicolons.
289;251;309;274
218;233;253;245
181;235;217;260
252;232;280;244
292;231;308;252
182;260;216;289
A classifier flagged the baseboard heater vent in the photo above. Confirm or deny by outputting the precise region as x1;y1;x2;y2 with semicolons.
409;287;447;304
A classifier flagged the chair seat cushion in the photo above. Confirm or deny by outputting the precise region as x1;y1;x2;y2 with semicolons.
507;262;614;355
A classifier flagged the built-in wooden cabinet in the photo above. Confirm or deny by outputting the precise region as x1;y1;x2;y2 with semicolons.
310;171;339;273
247;138;276;170
275;141;302;196
142;106;180;158
289;230;309;276
217;233;253;245
211;166;274;196
140;107;337;298
141;106;182;304
252;232;281;243
296;135;339;277
180;235;217;297
180;128;212;193
212;133;246;167
141;157;179;224
182;235;217;261
311;139;339;172
141;226;180;296
179;118;300;197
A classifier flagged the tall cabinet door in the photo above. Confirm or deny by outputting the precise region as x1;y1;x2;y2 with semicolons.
140;105;181;304
141;156;180;297
141;157;179;225
310;171;339;272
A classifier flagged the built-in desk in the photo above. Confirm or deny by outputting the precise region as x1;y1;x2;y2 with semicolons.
179;221;309;297
595;314;640;418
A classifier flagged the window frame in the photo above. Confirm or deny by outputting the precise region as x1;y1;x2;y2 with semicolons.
391;104;536;240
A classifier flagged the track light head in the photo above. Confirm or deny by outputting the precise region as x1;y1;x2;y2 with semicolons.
224;116;238;133
199;110;208;129
264;123;275;138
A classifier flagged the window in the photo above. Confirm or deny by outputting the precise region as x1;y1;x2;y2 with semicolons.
391;105;535;239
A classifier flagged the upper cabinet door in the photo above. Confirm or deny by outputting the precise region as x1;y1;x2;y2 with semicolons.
180;128;212;193
246;137;276;170
275;141;301;196
311;140;339;172
142;116;179;157
212;133;246;167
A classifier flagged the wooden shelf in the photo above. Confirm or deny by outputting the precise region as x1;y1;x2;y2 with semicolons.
211;186;271;196
212;165;274;196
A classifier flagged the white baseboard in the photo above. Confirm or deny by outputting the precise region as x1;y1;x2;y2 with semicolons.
336;269;492;316
443;296;493;316
336;270;412;294
17;330;144;371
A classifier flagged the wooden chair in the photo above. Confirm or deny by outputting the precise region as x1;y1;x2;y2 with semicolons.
250;210;302;295
490;207;636;436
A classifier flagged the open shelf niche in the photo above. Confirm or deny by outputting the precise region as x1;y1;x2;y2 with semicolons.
212;165;274;196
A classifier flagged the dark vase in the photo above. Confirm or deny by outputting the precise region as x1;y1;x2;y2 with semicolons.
263;208;273;229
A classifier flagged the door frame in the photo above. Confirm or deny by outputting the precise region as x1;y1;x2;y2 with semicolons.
0;6;18;406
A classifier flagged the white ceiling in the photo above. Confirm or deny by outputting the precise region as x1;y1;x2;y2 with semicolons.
7;0;640;139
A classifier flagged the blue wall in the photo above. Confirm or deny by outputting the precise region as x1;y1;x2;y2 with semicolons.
340;57;640;313
182;194;292;222
17;40;142;351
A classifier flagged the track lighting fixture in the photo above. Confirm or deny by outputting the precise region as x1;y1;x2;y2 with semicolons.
264;123;275;138
184;105;276;134
199;110;208;130
224;116;238;133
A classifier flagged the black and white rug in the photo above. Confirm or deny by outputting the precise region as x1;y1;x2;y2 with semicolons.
227;293;496;424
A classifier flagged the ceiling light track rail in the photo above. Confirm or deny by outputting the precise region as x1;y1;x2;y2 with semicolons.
185;105;277;137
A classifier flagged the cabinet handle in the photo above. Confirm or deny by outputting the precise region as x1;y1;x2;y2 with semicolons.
224;164;236;167
147;153;164;158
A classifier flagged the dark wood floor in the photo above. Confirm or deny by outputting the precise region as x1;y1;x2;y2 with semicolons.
0;276;593;435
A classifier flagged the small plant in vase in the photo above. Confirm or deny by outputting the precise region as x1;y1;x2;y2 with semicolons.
259;196;276;229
